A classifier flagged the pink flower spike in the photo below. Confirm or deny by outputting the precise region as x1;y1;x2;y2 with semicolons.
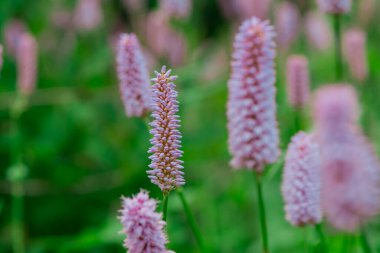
17;33;38;96
74;0;103;32
343;29;368;82
316;0;352;14
286;55;310;108
235;0;270;20
160;0;192;19
275;2;300;50
3;20;26;57
313;85;359;133
119;190;174;253
116;33;151;117
313;84;380;231
148;66;185;194
227;17;280;172
305;11;332;51
282;132;322;226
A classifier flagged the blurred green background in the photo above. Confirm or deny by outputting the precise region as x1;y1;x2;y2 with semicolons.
1;0;380;252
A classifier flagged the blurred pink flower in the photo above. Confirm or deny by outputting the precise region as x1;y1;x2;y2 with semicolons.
316;0;351;14
17;33;38;96
282;132;322;226
116;33;151;117
119;190;174;253
313;85;380;231
343;29;368;82
148;66;185;194
123;0;146;12
74;0;103;32
160;0;192;19
286;55;310;108
3;20;26;57
305;11;332;51
227;17;280;171
358;0;375;27
146;11;171;57
313;85;358;132
235;0;271;19
275;2;300;50
166;31;187;67
145;11;187;67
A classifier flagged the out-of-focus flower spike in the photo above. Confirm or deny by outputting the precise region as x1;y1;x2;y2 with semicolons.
227;17;280;172
316;0;352;14
74;0;103;32
358;0;375;27
275;2;300;50
313;84;380;232
282;132;322;226
286;55;310;108
119;190;175;253
235;0;271;19
160;0;192;19
116;33;151;117
305;11;332;51
3;20;26;57
17;33;38;96
343;29;368;82
148;66;185;194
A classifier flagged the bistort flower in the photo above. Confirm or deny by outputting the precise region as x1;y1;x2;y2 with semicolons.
227;17;280;172
17;33;37;95
119;190;174;253
316;0;352;14
275;2;300;50
116;33;151;117
148;66;185;194
313;85;380;231
282;132;322;226
286;55;310;108
343;29;368;82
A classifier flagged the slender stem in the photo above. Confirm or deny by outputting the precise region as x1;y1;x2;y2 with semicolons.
11;180;25;253
162;194;169;222
294;107;303;132
359;227;372;253
333;14;343;80
177;189;206;253
10;94;28;253
253;172;269;253
315;223;327;252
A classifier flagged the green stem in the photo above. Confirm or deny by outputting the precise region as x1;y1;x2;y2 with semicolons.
294;107;303;132
10;94;28;253
254;172;269;253
359;227;372;253
333;14;343;80
177;189;206;253
11;180;25;253
162;194;169;222
315;223;327;252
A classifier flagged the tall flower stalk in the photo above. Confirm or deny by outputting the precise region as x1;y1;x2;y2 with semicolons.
316;0;352;80
148;66;205;252
8;32;38;253
227;17;280;253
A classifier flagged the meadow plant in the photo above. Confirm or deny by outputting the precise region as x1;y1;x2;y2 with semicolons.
17;33;37;96
275;2;300;50
73;0;103;32
119;190;174;253
227;17;280;172
316;0;352;14
286;55;310;108
304;11;332;51
148;66;185;195
160;0;192;19
313;85;380;232
343;28;368;82
116;33;151;117
282;132;322;227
